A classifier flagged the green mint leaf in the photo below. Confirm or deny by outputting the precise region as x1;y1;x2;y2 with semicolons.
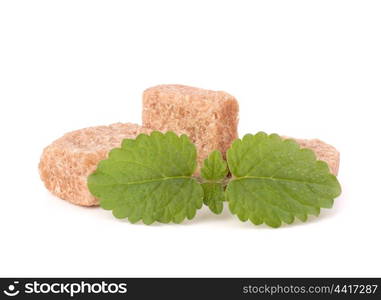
226;132;342;228
87;131;204;224
201;183;225;214
200;150;228;214
201;150;228;180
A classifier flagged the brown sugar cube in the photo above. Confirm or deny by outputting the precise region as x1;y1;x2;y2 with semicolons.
286;137;340;175
142;84;239;172
39;123;150;206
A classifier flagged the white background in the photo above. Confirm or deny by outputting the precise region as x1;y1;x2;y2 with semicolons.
0;0;380;277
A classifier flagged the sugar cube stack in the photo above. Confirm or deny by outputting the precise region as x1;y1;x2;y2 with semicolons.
39;84;340;207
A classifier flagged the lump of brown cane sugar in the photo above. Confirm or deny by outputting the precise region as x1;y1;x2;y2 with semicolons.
39;123;150;206
142;84;239;172
288;137;340;175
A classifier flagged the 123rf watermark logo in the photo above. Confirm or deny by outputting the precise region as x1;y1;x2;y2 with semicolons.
2;280;127;297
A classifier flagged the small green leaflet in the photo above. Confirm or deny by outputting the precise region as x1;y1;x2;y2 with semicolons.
200;150;228;214
201;150;228;180
201;183;225;215
87;131;203;224
226;132;342;228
